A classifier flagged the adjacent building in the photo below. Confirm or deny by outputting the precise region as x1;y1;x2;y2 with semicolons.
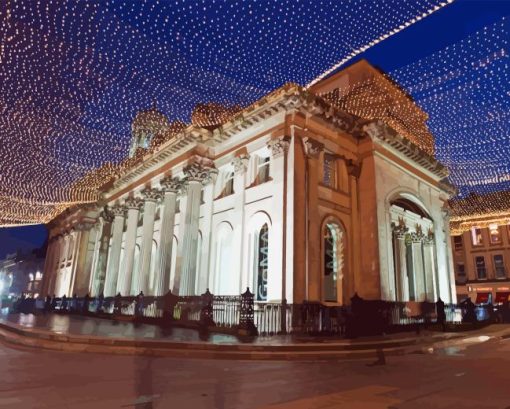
40;60;457;305
450;191;510;303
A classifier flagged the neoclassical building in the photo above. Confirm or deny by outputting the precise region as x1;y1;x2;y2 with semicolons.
40;60;457;304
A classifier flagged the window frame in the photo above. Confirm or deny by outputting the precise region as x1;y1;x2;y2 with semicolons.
471;227;484;247
475;255;487;280
493;254;506;279
322;153;338;190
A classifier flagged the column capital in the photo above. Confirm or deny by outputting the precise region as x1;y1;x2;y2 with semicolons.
124;197;144;210
110;205;126;218
392;217;408;238
76;222;96;231
301;136;323;159
267;136;291;158
232;154;250;174
184;156;218;185
100;208;114;223
160;176;183;194
142;188;162;203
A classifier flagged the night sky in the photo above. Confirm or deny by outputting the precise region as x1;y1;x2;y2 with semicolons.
1;0;509;258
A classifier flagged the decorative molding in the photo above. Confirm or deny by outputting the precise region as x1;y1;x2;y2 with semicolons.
267;136;291;158
301;136;323;159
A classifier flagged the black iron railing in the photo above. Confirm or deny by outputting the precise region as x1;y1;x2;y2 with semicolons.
11;290;506;337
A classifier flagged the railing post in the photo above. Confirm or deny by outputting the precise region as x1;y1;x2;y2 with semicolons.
113;292;122;315
238;287;257;336
135;291;144;319
82;293;90;315
200;289;215;328
162;290;178;322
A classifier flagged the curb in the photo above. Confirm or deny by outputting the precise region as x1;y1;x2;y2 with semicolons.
0;321;496;361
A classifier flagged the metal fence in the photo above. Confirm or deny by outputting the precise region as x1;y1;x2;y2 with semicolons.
11;290;506;337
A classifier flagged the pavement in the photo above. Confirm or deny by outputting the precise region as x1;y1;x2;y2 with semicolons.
1;312;510;361
0;325;510;408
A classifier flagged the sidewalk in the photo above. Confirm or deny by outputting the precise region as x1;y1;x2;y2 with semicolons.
1;312;509;360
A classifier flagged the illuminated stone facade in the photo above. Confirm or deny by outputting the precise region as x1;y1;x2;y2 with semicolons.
41;61;457;304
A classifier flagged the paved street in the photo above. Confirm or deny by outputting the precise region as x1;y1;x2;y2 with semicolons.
0;330;509;409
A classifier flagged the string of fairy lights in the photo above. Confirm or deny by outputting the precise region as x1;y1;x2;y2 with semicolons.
0;0;454;225
0;0;507;228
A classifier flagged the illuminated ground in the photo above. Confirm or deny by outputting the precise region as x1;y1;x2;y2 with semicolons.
0;330;509;408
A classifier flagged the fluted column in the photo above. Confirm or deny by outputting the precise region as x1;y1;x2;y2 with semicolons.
91;211;113;296
70;222;94;296
134;189;160;295
423;233;437;301
103;206;126;296
410;232;426;301
174;156;217;295
395;233;409;302
117;198;143;295
154;177;181;296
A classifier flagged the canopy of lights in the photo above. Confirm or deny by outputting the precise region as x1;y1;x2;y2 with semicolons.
0;0;507;228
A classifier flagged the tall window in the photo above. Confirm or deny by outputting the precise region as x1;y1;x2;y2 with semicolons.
453;235;463;251
489;224;501;244
257;156;270;184
223;171;235;197
471;227;483;246
214;223;235;295
323;153;337;189
475;256;487;279
323;222;344;302
494;254;506;278
456;263;466;282
255;223;269;301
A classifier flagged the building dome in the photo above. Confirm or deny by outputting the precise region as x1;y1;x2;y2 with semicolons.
129;106;170;157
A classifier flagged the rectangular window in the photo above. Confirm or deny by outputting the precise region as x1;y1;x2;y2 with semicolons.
456;263;466;277
471;227;483;246
257;156;270;184
175;199;180;213
489;224;501;244
453;235;463;251
475;256;487;279
323;153;337;189
494;254;506;278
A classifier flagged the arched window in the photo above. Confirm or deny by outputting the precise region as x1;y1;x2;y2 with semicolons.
323;221;344;303
255;223;269;301
214;222;235;295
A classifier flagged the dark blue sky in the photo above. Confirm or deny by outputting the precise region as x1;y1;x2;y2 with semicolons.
1;0;509;258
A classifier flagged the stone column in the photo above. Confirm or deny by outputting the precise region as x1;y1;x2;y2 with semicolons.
87;221;102;294
266;136;290;302
230;154;250;293
154;178;181;296
70;222;94;296
91;211;113;296
117;198;143;295
103;206;126;296
302;137;324;302
410;232;426;301
134;189;160;295
41;237;57;296
197;170;217;295
394;232;410;302
174;156;217;295
423;233;438;301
